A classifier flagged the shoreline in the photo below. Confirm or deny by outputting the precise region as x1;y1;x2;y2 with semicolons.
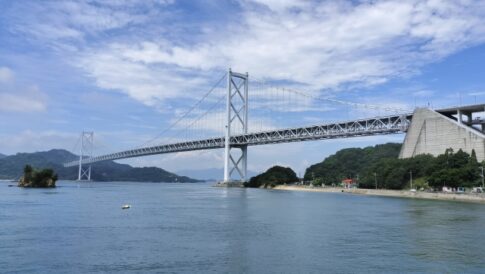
272;185;485;204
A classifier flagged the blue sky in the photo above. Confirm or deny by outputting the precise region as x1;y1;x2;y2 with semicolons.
1;0;485;175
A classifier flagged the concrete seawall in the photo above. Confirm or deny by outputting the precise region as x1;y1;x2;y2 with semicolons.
272;185;485;204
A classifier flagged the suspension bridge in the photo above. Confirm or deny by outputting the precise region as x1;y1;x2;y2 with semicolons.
64;69;485;183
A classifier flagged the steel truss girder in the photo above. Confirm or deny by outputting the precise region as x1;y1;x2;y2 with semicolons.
64;114;410;168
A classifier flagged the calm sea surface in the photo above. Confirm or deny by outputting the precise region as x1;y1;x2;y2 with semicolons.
1;181;484;273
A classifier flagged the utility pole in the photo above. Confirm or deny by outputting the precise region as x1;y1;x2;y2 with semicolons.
410;170;413;189
374;172;377;190
480;166;484;188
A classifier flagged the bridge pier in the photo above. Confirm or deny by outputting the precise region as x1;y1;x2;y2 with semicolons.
223;69;249;184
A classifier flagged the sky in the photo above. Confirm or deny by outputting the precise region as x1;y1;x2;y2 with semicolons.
1;0;485;175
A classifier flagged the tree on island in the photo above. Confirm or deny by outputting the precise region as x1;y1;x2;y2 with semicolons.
18;165;58;188
245;166;299;188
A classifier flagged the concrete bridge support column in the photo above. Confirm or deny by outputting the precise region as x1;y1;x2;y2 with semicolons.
223;69;249;183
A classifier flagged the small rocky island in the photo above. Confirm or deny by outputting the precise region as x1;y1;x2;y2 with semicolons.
18;165;58;188
245;166;299;188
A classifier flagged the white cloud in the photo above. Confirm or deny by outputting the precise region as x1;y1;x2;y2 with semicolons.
73;0;485;109
77;47;209;107
10;0;485;110
246;0;310;13
120;42;225;71
8;0;172;41
0;86;47;113
0;130;78;154
0;67;14;83
0;68;47;113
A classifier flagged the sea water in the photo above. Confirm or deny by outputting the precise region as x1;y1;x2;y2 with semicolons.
1;181;484;273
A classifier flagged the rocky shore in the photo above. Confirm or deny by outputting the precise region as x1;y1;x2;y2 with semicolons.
214;181;245;187
272;185;485;204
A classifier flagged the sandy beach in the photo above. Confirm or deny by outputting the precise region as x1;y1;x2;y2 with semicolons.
272;185;485;204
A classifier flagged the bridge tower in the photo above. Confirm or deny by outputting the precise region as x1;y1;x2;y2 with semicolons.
78;131;93;181
224;69;249;183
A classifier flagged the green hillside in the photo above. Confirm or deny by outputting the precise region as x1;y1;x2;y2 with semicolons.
304;143;401;184
0;149;199;183
246;166;299;188
304;143;482;189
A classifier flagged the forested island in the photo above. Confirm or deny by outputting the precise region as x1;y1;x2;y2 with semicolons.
244;166;299;188
18;165;58;188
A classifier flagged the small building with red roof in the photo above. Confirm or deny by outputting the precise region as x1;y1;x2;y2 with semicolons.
341;178;357;188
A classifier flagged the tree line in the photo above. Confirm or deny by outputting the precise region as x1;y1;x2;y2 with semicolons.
304;143;483;190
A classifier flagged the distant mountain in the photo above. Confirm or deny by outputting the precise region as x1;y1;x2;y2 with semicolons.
0;149;199;182
0;153;6;159
176;168;259;181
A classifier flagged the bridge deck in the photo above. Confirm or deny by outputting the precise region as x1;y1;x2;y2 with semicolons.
64;114;411;167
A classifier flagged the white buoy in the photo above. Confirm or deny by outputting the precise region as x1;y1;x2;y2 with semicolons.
122;204;131;209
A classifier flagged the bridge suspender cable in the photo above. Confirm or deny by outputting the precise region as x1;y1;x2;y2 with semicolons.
285;87;411;113
136;73;227;148
172;94;226;139
70;134;82;155
251;78;411;113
